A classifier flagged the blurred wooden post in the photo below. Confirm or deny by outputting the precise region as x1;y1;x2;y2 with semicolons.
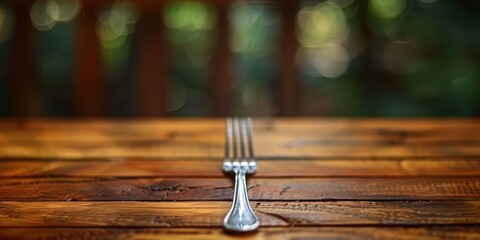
136;6;167;116
75;4;104;116
278;0;299;115
8;1;38;116
209;3;231;116
133;1;168;117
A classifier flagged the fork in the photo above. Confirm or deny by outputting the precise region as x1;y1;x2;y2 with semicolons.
222;117;259;232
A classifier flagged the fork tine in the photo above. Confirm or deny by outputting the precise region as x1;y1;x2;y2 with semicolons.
240;118;247;162
225;117;232;162
224;117;256;173
246;117;256;173
246;117;255;161
223;117;232;171
232;117;244;172
233;117;240;162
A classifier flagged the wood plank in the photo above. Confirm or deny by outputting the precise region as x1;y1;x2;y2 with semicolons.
1;201;479;227
3;128;480;145
0;117;480;135
1;226;479;240
0;119;479;158
1;158;480;177
1;143;480;158
1;119;480;142
0;136;479;158
1;177;479;201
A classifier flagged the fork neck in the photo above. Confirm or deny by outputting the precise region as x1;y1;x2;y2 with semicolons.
223;163;259;231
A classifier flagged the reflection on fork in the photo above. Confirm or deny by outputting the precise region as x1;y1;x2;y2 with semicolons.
222;117;259;232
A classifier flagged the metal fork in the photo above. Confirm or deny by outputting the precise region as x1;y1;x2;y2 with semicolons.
222;117;259;232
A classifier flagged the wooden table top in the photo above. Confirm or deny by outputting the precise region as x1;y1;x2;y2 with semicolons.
0;118;480;239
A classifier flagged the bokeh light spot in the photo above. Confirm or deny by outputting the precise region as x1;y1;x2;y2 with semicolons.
166;80;188;112
230;3;279;54
369;0;407;19
114;2;139;24
329;0;357;8
164;1;216;31
96;2;138;49
297;2;348;48
108;10;127;36
46;0;81;22
297;2;350;79
30;0;56;31
313;44;349;78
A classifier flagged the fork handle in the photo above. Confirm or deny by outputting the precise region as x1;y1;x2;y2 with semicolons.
223;168;259;232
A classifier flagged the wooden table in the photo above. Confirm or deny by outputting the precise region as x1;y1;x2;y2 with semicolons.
0;118;479;239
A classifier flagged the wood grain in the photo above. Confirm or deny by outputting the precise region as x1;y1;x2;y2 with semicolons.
2;227;479;240
1;158;479;177
1;201;479;227
1;177;479;201
1;119;480;236
0;119;479;158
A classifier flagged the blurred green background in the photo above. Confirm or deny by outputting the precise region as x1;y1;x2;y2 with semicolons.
1;0;480;117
